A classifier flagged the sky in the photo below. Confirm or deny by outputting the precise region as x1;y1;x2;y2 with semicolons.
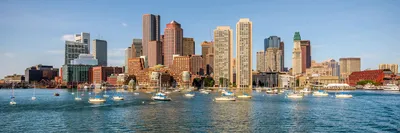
0;0;399;77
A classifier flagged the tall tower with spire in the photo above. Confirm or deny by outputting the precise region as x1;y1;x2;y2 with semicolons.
292;32;302;76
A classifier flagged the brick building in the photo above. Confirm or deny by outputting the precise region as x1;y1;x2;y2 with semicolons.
90;66;123;84
348;70;385;86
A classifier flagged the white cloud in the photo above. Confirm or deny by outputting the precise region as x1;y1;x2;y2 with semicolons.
121;22;128;27
4;53;15;58
47;50;64;54
109;48;126;57
108;59;124;66
60;34;74;41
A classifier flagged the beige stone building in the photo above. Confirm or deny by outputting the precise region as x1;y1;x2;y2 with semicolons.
256;51;265;72
339;58;361;80
299;76;339;87
292;32;302;76
379;64;398;74
236;18;252;88
265;48;282;72
213;26;233;85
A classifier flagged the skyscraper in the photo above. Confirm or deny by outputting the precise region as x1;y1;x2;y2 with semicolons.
292;32;302;75
301;40;311;73
148;41;162;67
125;47;132;72
214;26;233;85
256;51;265;72
264;36;281;50
163;20;183;67
236;18;252;88
190;55;203;75
131;39;142;57
265;48;283;72
201;41;214;75
183;37;195;56
65;41;88;65
142;14;160;57
339;57;361;80
74;32;90;53
379;64;398;74
279;41;285;71
92;39;107;66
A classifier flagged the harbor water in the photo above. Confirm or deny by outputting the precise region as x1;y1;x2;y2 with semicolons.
1;89;400;132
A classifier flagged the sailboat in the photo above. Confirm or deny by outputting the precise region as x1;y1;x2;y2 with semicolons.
88;87;106;103
32;83;37;100
103;86;110;98
75;88;82;101
152;73;171;101
237;86;252;98
287;76;304;98
215;79;236;101
10;83;16;105
335;78;352;98
112;89;124;101
313;75;329;97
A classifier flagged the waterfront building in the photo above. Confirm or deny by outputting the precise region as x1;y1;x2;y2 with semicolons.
236;18;252;88
92;39;107;66
124;47;132;73
163;20;183;67
132;39;143;57
90;66;123;84
62;65;94;83
348;69;385;86
148;41;162;67
339;57;361;80
65;41;89;65
300;40;311;73
74;32;90;53
4;74;25;83
306;59;340;77
171;56;190;86
25;64;59;83
213;26;233;86
183;37;195;56
201;41;214;75
379;64;398;74
252;71;279;87
127;57;149;86
265;48;283;72
142;14;160;57
298;76;339;87
292;32;302;76
106;74;118;85
256;51;265;72
190;55;203;75
140;56;148;68
279;74;294;88
70;54;98;65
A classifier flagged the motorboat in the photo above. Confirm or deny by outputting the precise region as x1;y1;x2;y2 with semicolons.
382;84;399;91
223;91;234;96
10;99;16;105
287;93;304;98
215;96;236;101
237;93;252;99
335;93;353;98
300;88;312;94
54;93;60;96
134;92;140;95
88;97;106;103
266;88;276;94
112;95;124;101
152;92;171;101
74;97;82;101
363;83;378;90
313;90;329;96
200;90;210;94
184;93;195;97
31;96;36;100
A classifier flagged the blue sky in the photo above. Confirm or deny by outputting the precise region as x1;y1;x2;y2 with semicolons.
0;0;399;77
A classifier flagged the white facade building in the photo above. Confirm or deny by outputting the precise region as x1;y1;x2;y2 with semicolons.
236;18;252;88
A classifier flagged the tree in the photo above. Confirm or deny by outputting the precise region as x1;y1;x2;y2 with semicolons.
357;80;378;86
203;77;215;87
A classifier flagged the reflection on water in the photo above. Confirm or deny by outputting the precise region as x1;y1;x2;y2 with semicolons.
0;89;400;132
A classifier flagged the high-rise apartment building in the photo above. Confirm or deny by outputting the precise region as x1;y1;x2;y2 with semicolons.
265;48;283;72
339;57;361;80
142;14;160;57
379;64;398;74
183;37;195;56
74;32;90;53
292;32;302;75
92;39;107;66
256;51;265;72
148;41;162;67
201;41;214;75
236;18;252;88
214;26;233;85
65;41;89;65
131;39;142;57
163;20;183;67
301;40;311;73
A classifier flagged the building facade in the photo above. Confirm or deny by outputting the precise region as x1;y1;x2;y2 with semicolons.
74;32;90;53
142;14;160;57
264;36;281;50
163;20;183;67
190;55;203;75
300;40;311;73
256;51;265;72
92;39;107;66
183;37;195;56
348;70;384;86
65;41;89;65
214;26;233;85
25;64;59;83
379;64;398;74
339;57;361;80
306;59;340;77
90;66;123;84
70;54;98;65
131;39;143;57
62;65;93;83
292;32;302;75
4;74;25;83
148;41;162;67
201;41;214;75
236;18;252;88
125;47;132;72
265;48;283;72
252;71;279;87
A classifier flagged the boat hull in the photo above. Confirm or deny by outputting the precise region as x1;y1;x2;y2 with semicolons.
215;97;236;101
336;95;352;98
237;95;252;98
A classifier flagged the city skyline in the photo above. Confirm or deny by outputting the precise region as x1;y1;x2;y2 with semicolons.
1;0;400;77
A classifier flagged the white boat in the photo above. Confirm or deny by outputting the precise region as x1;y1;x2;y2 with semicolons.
75;97;82;101
363;83;378;90
184;93;195;97
152;92;172;101
200;90;210;94
382;84;399;91
313;90;329;96
75;88;82;101
134;92;140;95
10;83;16;105
335;93;353;98
237;94;252;99
223;91;234;96
112;96;124;101
215;96;236;101
164;91;171;94
300;88;312;94
266;89;276;94
287;93;304;98
88;97;106;103
32;83;37;100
